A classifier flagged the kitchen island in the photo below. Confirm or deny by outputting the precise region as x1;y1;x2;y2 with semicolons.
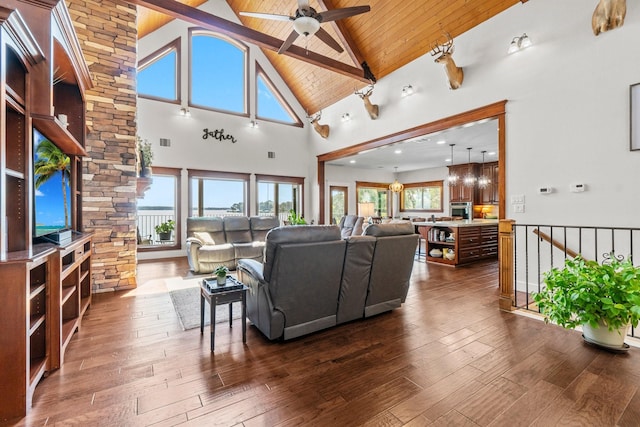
414;219;499;266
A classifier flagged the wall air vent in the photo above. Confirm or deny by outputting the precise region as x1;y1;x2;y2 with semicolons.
268;151;275;159
159;138;171;147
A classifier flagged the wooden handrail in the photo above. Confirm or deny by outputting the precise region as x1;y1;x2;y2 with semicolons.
532;228;580;259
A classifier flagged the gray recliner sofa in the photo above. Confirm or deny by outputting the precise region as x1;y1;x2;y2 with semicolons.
186;216;280;273
236;222;418;340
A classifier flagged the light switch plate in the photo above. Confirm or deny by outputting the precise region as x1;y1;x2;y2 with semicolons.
513;204;525;213
511;194;525;204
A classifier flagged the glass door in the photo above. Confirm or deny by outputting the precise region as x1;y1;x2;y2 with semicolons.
330;186;348;225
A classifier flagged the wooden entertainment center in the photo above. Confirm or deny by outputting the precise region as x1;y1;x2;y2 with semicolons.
0;1;92;421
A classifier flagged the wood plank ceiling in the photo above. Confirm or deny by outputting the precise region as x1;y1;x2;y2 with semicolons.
136;0;526;114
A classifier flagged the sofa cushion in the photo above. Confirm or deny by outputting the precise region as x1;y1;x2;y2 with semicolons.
198;243;236;265
363;222;414;237
338;215;364;238
187;217;226;244
224;216;252;243
263;225;341;282
234;241;266;261
194;231;215;245
250;216;281;241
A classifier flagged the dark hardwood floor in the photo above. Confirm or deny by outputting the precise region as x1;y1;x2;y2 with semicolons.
11;257;640;426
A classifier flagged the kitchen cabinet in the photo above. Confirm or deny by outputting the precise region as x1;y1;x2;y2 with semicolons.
479;162;499;205
448;164;478;203
418;223;498;266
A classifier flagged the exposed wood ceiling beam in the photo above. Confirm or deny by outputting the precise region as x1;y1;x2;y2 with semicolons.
127;0;369;83
316;0;364;71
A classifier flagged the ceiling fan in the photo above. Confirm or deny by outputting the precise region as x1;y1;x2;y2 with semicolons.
239;0;371;54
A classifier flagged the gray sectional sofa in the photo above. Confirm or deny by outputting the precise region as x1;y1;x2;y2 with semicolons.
237;222;418;340
186;216;280;273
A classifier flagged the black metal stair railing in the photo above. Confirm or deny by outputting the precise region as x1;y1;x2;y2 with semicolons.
512;224;640;338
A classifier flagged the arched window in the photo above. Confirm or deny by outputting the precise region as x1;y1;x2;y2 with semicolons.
138;39;180;102
256;65;301;126
190;30;247;115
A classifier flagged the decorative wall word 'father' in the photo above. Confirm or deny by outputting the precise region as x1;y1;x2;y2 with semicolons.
202;128;237;144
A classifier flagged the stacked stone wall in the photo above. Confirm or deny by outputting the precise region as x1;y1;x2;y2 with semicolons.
67;0;138;291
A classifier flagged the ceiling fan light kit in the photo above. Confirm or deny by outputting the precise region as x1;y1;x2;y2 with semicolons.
240;0;370;54
293;15;320;37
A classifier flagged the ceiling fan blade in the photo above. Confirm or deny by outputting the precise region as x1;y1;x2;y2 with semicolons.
278;30;300;54
239;11;293;22
318;6;370;23
315;27;344;53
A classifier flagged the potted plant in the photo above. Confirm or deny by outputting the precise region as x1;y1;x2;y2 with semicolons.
286;209;307;225
214;266;228;286
154;219;175;241
137;137;153;177
533;253;640;349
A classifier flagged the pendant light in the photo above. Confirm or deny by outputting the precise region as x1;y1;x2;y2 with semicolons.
447;144;459;186
477;150;491;189
389;166;404;193
463;147;476;187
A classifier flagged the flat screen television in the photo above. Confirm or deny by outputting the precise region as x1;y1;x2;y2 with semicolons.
33;128;72;238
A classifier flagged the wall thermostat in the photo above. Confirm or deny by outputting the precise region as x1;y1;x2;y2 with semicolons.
538;187;553;194
570;183;585;193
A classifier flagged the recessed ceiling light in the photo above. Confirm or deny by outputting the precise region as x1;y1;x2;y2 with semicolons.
488;151;496;156
394;149;402;154
436;140;446;145
462;122;474;128
446;158;452;162
349;160;356;164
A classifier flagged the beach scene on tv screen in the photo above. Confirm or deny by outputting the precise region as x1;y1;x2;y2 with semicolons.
33;129;71;237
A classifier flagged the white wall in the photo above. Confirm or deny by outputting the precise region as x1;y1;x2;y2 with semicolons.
316;0;640;228
139;0;640;259
137;1;313;259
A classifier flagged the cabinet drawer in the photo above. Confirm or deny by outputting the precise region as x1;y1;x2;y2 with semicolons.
459;247;482;260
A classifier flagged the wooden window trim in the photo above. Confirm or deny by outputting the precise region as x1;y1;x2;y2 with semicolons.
400;180;444;213
138;166;182;253
188;28;249;117
138;38;181;104
256;174;304;185
187;169;250;217
255;63;303;128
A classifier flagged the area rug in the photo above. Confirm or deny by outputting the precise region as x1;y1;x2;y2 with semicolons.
167;276;241;331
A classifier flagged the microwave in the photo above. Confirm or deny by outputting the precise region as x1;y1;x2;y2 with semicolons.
450;202;472;219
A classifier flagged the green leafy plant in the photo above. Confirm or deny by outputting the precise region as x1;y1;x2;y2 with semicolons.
287;209;307;225
214;266;228;278
533;253;640;331
137;136;153;170
154;219;175;234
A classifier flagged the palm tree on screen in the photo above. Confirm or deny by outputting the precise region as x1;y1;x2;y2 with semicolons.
34;140;71;229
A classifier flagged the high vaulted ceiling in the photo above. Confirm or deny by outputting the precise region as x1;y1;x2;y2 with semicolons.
134;0;526;113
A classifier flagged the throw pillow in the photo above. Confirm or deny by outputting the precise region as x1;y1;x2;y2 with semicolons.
194;231;215;245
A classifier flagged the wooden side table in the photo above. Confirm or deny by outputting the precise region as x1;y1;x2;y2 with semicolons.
200;276;247;352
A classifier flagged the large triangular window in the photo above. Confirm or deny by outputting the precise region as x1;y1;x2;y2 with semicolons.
256;65;302;127
138;39;180;102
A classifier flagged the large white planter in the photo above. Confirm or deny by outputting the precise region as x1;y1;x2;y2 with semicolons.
582;321;629;348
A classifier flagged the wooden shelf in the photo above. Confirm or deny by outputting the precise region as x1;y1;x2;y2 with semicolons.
80;297;90;317
428;240;455;246
427;256;457;265
29;283;46;299
28;357;47;384
31;114;87;156
5;168;25;179
61;318;78;349
29;314;45;335
61;285;76;305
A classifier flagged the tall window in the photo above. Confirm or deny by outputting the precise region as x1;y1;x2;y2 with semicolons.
400;181;444;212
188;170;249;217
137;167;181;251
356;182;389;219
256;175;304;221
138;39;180;102
256;65;301;126
190;30;247;114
